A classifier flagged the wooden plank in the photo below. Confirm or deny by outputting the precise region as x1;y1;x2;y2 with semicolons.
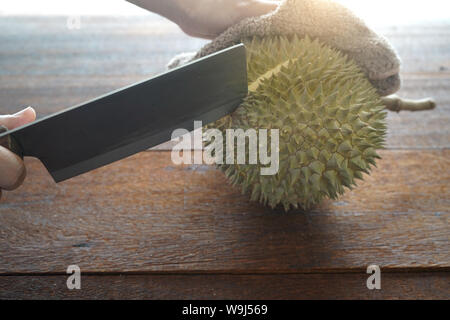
380;23;450;74
0;16;206;114
386;77;450;149
384;20;450;149
0;16;207;77
0;150;448;274
0;272;448;299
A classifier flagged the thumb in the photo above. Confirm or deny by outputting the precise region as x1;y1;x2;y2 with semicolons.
0;146;26;191
0;106;36;130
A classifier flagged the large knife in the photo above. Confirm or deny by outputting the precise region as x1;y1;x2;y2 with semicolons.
0;44;247;183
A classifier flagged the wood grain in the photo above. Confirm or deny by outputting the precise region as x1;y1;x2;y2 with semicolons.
0;16;207;115
0;272;448;300
0;150;448;274
0;16;448;299
386;77;449;148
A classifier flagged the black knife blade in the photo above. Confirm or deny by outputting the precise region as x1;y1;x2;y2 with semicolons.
0;44;247;182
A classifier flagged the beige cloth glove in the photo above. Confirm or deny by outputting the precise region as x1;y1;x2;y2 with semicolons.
169;0;401;96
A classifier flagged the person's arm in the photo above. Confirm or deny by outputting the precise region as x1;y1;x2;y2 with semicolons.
0;107;36;199
127;0;278;39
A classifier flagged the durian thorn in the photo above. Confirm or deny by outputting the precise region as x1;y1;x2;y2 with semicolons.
248;58;299;92
381;95;436;112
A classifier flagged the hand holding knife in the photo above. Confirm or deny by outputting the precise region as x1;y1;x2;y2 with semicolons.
0;107;36;198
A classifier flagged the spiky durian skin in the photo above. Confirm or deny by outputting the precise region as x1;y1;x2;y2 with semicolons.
207;36;387;211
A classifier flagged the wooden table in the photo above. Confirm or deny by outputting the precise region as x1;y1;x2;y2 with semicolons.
0;15;448;299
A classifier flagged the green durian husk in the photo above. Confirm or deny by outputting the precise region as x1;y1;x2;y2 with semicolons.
205;35;387;211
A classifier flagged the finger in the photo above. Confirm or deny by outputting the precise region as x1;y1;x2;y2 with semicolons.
0;145;26;190
0;106;36;130
244;0;279;17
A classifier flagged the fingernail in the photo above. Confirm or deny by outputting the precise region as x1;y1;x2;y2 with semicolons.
13;106;33;117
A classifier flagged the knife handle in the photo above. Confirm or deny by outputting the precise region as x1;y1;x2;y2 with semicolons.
0;125;24;159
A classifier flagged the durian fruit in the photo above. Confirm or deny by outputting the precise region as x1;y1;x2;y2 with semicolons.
206;35;387;211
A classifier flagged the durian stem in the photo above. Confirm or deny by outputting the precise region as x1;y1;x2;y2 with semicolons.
381;95;436;112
